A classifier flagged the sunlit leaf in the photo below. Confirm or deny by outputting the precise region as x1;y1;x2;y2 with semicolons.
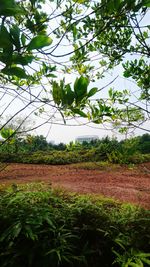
74;76;89;102
88;87;98;98
72;0;87;3
52;81;62;105
0;128;14;139
143;0;150;7
27;35;53;51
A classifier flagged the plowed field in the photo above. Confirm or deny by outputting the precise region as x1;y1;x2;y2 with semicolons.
0;162;150;208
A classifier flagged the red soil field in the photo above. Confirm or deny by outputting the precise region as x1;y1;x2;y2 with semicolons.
0;162;150;208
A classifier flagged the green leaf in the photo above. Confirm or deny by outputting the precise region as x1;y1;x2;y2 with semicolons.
72;108;87;117
141;257;150;265
21;33;26;46
24;225;37;241
12;223;22;239
0;26;12;50
2;66;28;79
52;81;62;105
12;55;34;65
114;0;121;10
143;31;148;39
0;26;13;65
72;0;86;3
0;128;14;139
30;0;37;7
72;25;77;40
143;0;150;7
74;76;89;102
123;70;131;78
88;87;98;97
109;88;113;98
136;253;150;258
65;84;75;105
27;35;53;51
46;73;57;78
10;25;21;50
0;0;25;16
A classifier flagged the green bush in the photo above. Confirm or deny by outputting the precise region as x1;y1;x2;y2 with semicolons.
0;146;150;165
0;184;150;267
0;134;150;165
128;153;150;164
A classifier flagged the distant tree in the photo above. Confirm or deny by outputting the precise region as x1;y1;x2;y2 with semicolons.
138;133;150;154
0;116;33;152
25;135;48;152
55;142;66;151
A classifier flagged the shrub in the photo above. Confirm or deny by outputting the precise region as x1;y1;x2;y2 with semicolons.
0;184;150;267
128;153;150;164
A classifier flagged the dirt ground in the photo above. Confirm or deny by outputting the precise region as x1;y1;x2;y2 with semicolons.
0;162;150;208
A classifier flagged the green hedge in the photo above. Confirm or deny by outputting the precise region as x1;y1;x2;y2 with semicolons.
0;150;96;165
0;183;150;267
0;150;149;165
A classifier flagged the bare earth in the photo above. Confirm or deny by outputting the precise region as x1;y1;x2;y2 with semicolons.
0;162;150;208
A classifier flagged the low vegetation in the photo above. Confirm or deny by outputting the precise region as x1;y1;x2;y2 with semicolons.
0;183;150;267
0;135;149;266
0;134;150;165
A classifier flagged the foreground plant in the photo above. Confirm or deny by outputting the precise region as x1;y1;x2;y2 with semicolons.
0;183;149;267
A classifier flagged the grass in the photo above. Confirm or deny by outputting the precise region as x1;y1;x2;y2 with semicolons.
68;161;120;170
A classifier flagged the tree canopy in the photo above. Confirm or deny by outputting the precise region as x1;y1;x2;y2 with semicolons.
0;0;150;140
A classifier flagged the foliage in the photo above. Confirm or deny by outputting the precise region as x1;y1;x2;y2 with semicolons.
138;134;150;154
0;184;149;267
0;134;150;164
0;0;149;139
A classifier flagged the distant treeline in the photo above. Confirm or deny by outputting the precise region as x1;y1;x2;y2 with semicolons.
0;134;149;164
